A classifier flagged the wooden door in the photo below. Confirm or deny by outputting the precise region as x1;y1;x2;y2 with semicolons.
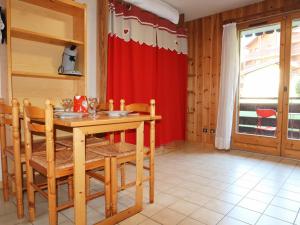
281;13;300;160
232;17;286;156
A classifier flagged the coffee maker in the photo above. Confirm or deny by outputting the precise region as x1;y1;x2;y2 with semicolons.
58;45;82;76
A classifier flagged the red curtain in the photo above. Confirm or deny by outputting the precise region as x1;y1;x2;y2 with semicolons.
107;0;187;146
155;48;187;145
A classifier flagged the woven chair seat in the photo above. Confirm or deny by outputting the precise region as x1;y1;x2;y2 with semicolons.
56;136;109;148
89;142;137;158
5;142;66;162
30;148;105;178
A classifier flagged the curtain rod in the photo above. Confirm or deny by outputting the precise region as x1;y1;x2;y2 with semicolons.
223;8;300;26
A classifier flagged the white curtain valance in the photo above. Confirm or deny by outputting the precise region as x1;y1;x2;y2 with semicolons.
123;0;179;24
109;1;187;54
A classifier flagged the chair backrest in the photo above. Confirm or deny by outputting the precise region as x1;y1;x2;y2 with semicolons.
120;99;155;117
23;100;47;134
120;99;156;152
0;98;20;157
23;99;55;170
0;99;13;128
97;99;114;111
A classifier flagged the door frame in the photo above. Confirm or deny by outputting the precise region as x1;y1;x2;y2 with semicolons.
281;12;300;160
232;16;287;156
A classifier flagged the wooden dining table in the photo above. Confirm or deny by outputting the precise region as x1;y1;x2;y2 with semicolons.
53;113;161;225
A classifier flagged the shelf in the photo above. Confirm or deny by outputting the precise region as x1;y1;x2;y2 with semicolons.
20;0;85;16
11;27;84;46
12;71;83;80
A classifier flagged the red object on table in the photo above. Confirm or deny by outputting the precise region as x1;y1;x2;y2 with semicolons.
73;96;88;112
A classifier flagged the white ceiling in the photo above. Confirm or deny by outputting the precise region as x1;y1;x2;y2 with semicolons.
163;0;264;21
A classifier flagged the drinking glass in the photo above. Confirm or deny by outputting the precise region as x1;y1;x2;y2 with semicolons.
61;98;73;112
88;97;98;117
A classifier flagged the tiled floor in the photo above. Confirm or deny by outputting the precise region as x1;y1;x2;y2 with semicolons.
1;142;300;225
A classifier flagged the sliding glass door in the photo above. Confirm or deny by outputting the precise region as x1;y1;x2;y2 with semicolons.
232;18;285;155
238;23;281;137
233;14;300;159
282;14;300;158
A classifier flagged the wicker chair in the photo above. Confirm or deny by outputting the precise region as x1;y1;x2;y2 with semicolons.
54;100;115;196
120;99;156;203
0;98;26;218
23;99;111;225
88;99;156;214
0;99;65;218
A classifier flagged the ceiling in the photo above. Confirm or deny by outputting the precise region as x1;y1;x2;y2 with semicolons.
163;0;264;21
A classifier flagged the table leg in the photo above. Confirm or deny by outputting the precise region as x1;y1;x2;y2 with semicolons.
73;128;86;225
104;157;111;217
111;157;118;215
136;122;144;210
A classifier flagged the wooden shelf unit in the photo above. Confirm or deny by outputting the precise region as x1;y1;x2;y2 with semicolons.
11;27;84;46
12;71;84;80
21;0;86;15
5;0;87;107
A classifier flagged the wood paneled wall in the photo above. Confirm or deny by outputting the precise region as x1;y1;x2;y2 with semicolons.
97;0;108;102
185;15;222;145
185;0;300;145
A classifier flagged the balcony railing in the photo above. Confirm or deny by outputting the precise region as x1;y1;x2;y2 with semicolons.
238;97;300;139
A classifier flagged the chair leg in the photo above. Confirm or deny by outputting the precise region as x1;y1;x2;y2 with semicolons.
48;176;57;225
67;176;73;200
86;175;90;196
104;157;111;217
11;163;16;195
120;163;126;190
26;165;36;222
149;154;155;204
1;151;9;201
111;157;118;215
14;158;24;218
